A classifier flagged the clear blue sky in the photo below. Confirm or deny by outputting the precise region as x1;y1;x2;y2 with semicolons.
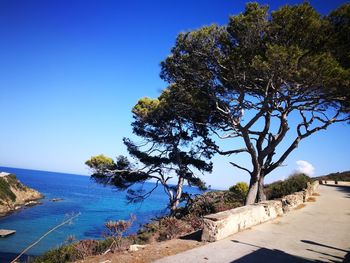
1;0;349;189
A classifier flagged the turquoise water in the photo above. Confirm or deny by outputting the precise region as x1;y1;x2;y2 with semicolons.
0;167;201;262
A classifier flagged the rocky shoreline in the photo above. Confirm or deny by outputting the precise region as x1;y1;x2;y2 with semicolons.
0;173;43;217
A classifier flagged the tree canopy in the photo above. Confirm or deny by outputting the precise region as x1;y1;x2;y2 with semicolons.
159;2;350;204
86;89;214;214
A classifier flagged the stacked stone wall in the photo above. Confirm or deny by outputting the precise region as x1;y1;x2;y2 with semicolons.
202;181;320;242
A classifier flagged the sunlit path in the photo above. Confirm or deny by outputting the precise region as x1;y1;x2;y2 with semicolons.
156;185;350;263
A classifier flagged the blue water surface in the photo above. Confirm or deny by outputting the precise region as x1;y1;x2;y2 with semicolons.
0;167;202;262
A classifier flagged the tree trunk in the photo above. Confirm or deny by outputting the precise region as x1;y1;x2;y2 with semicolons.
245;176;259;205
257;175;266;202
170;176;184;214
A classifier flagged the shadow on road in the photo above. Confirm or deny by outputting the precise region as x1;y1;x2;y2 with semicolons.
321;184;350;199
230;240;316;262
301;240;348;253
301;240;350;263
231;240;349;263
230;248;316;262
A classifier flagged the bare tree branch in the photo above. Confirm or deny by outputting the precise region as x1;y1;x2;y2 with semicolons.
229;162;251;174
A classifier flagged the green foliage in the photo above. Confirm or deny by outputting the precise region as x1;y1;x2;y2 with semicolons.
328;4;350;68
157;216;191;241
132;97;160;119
266;174;311;200
30;244;80;263
134;230;153;244
187;191;243;217
188;195;216;216
135;221;159;244
86;88;214;213
229;182;249;201
85;154;116;173
30;238;117;263
0;177;17;202
93;238;115;253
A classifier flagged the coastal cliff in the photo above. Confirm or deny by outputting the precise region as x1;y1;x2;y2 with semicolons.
0;172;43;216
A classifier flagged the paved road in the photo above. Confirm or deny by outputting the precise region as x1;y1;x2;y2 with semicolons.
155;185;350;263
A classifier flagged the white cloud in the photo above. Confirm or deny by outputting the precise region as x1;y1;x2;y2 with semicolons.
295;160;315;176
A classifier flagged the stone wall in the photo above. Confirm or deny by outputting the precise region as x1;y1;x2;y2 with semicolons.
202;181;319;242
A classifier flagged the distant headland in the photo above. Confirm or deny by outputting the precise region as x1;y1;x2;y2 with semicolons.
0;172;43;217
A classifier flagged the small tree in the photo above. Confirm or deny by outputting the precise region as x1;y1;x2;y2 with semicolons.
104;214;136;251
159;2;350;204
86;91;214;214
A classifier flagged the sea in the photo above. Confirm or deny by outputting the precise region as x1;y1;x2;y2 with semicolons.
0;167;203;262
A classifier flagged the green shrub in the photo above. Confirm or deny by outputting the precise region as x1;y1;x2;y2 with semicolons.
135;231;153;244
189;195;216;216
157;217;191;241
30;244;80;263
229;182;249;201
186;190;244;217
0;174;30;203
182;213;203;230
0;177;16;202
266;173;310;200
135;221;159;244
93;237;114;254
30;237;117;263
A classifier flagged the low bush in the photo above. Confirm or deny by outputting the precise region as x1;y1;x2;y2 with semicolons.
74;240;100;259
30;215;136;263
265;173;310;200
30;244;81;263
31;237;123;263
157;216;192;241
181;213;203;230
229;182;249;202
135;212;204;243
186;190;243;217
103;214;136;251
136;220;160;242
188;194;216;216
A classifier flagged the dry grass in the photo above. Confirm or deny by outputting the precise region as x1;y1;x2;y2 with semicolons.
307;197;316;202
79;239;203;263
